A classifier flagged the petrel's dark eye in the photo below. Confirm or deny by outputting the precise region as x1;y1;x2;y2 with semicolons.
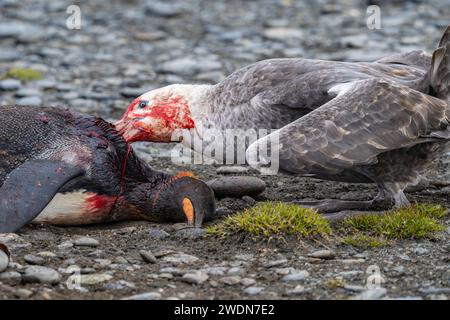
138;101;148;109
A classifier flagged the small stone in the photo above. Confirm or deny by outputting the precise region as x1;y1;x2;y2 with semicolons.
105;280;136;290
120;87;148;98
15;88;42;97
263;259;288;268
413;246;429;255
338;258;365;264
207;176;266;198
0;79;21;90
57;241;74;250
343;284;366;292
161;253;199;264
145;1;185;17
24;254;45;265
200;266;228;276
216;166;249;174
79;274;113;285
227;267;245;275
352;287;387;300
0;271;22;285
23;266;60;284
419;287;450;294
123;292;162;300
308;250;336;260
73;237;99;247
16;96;42;106
263;28;303;40
159;267;184;276
244;286;264;295
14;289;33;299
220;276;241;285
241;278;256;286
286;285;305;296
0;249;9;272
140;250;158;264
182;271;209;285
172;228;204;240
282;270;310;282
148;228;170;240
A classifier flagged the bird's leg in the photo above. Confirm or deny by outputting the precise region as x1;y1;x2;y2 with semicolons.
293;183;396;214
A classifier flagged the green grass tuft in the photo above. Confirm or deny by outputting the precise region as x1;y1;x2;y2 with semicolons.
341;204;447;241
207;202;332;240
4;67;43;82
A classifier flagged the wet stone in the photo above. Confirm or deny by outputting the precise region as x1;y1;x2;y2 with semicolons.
182;271;209;285
244;286;264;295
172;228;204;240
308;250;336;260
22;266;60;284
0;79;21;91
148;228;170;240
73;237;99;247
24;254;45;265
123;292;162;300
140;250;158;264
207;176;266;198
0;271;22;285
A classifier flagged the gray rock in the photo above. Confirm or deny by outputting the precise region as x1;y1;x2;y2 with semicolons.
15;88;42;97
79;273;113;285
244;286;264;295
123;292;162;300
0;79;21;90
24;254;45;265
207;176;266;198
159;57;221;76
0;271;21;285
140;250;158;264
16;96;42;106
281;270;310;282
105;280;136;290
161;253;199;264
263;259;288;268
0;249;9;272
0;22;36;38
241;277;256;286
182;271;209;285
308;250;336;260
144;1;185;17
286;285;306;296
23;266;60;284
200;266;228;276
73;237;99;247
148;228;170;240
220;276;242;285
227;267;245;275
352;287;387;300
216;166;249;174
0;49;20;62
419;287;450;294
263;28;303;40
120;87;148;98
172;228;204;240
14;288;33;299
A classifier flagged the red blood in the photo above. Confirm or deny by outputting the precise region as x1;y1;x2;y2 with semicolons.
85;194;118;214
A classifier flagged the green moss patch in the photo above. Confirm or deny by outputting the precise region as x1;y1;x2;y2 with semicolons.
341;204;447;241
3;67;43;82
342;234;389;249
206;202;332;240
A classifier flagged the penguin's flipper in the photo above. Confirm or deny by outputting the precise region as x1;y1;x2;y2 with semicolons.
0;160;85;233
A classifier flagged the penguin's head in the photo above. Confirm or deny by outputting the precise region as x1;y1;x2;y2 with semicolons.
129;173;216;227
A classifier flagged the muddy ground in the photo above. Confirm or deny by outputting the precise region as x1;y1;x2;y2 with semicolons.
1;157;449;300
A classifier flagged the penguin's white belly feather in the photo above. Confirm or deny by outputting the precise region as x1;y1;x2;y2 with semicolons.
33;190;110;226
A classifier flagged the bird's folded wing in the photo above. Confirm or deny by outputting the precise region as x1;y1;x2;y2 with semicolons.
246;79;449;175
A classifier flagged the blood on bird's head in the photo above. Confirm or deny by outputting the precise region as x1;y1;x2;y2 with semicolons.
115;89;195;143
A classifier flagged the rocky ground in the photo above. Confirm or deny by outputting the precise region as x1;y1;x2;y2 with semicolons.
1;0;450;300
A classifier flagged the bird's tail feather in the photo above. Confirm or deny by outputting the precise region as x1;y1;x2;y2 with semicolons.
430;25;450;101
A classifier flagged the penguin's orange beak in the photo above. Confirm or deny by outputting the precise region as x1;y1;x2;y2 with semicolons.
182;197;195;226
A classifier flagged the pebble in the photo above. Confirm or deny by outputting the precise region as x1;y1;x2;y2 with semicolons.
79;274;113;285
352;287;387;300
172;228;204;240
286;285;306;296
227;267;245;275
263;28;304;40
16;96;42;106
161;253;199;264
240;278;256;286
22;266;60;284
144;1;185;17
73;237;99;247
263;259;288;268
216;166;249;174
24;254;45;265
207;176;266;198
200;266;228;276
123;292;162;300
281;270;310;282
14;289;33;299
182;271;209;285
0;249;9;272
308;250;336;260
148;228;170;240
243;286;264;295
220;276;242;285
0;271;22;285
0;79;21;90
419;287;450;294
140;250;158;264
15;88;41;97
159;57;221;76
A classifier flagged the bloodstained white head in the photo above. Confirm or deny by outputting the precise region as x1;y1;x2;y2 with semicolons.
115;84;209;143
